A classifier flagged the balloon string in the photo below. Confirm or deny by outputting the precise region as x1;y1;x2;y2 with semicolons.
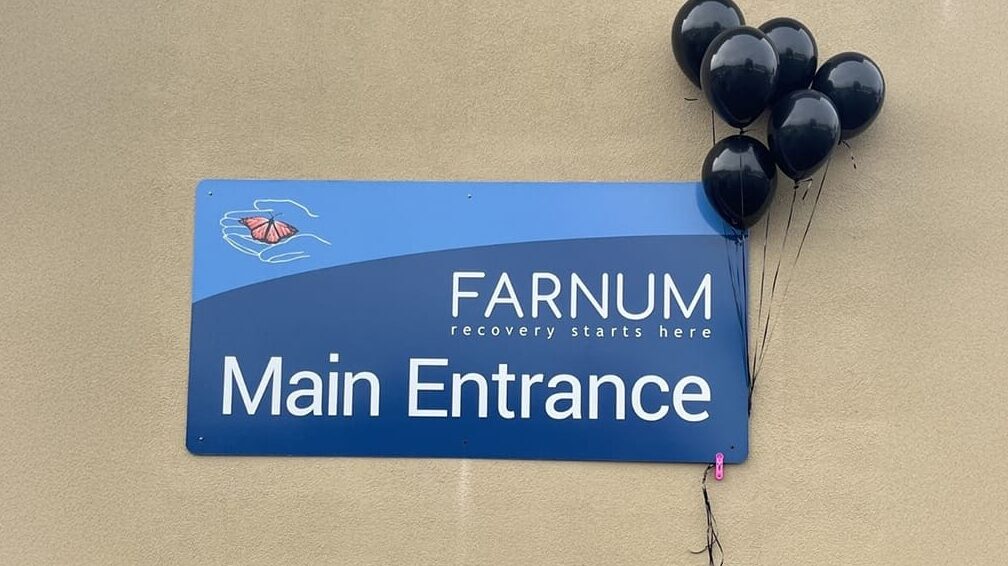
800;177;814;200
793;160;830;273
737;154;752;391
689;464;725;566
735;236;746;345
755;159;831;377
713;121;745;353
750;184;797;404
842;140;858;170
684;97;699;102
711;109;716;146
738;154;745;226
752;208;771;386
758;184;794;370
740;234;751;392
723;222;747;349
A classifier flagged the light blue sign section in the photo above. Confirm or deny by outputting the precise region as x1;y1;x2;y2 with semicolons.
192;180;735;302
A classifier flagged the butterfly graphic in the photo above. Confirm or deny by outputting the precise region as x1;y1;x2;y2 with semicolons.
239;215;298;244
220;199;331;264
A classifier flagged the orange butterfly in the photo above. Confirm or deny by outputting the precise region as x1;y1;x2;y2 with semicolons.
239;216;298;244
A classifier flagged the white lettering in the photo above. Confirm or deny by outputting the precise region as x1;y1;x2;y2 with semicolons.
588;374;626;420
222;356;282;415
492;363;516;419
409;358;449;417
451;372;489;418
545;374;582;419
672;375;711;422
520;373;545;418
452;271;485;317
532;272;563;318
570;273;608;319
287;370;323;416
616;273;656;320
664;273;712;320
343;371;381;416
631;375;669;422
484;273;525;318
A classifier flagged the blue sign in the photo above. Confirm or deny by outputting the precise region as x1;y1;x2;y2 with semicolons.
187;180;749;463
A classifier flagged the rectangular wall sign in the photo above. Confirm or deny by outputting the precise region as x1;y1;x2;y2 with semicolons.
187;180;749;463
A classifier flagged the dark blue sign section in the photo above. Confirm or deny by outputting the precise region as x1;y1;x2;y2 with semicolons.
187;235;750;463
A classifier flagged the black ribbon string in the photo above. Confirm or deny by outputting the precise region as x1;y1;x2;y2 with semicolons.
800;177;814;200
690;464;725;566
842;140;857;170
754;159;831;377
711;109;716;146
723;224;747;347
695;137;838;566
740;234;750;384
752;208;771;385
750;184;797;400
792;160;830;268
737;154;752;390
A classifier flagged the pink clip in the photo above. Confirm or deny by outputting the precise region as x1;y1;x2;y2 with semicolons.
714;452;725;481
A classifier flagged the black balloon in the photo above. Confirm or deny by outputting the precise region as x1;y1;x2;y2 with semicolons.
759;18;817;101
700;27;779;129
767;90;840;182
671;0;745;88
812;52;885;139
702;135;778;229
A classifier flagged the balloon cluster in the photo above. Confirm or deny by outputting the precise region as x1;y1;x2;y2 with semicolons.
672;0;885;229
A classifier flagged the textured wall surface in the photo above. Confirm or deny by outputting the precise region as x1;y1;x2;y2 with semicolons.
1;1;1006;564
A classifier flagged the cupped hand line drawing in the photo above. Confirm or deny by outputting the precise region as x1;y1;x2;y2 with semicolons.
262;252;309;264
251;199;320;218
220;199;331;263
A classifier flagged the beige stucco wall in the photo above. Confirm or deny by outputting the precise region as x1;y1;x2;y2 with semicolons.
1;1;1006;564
